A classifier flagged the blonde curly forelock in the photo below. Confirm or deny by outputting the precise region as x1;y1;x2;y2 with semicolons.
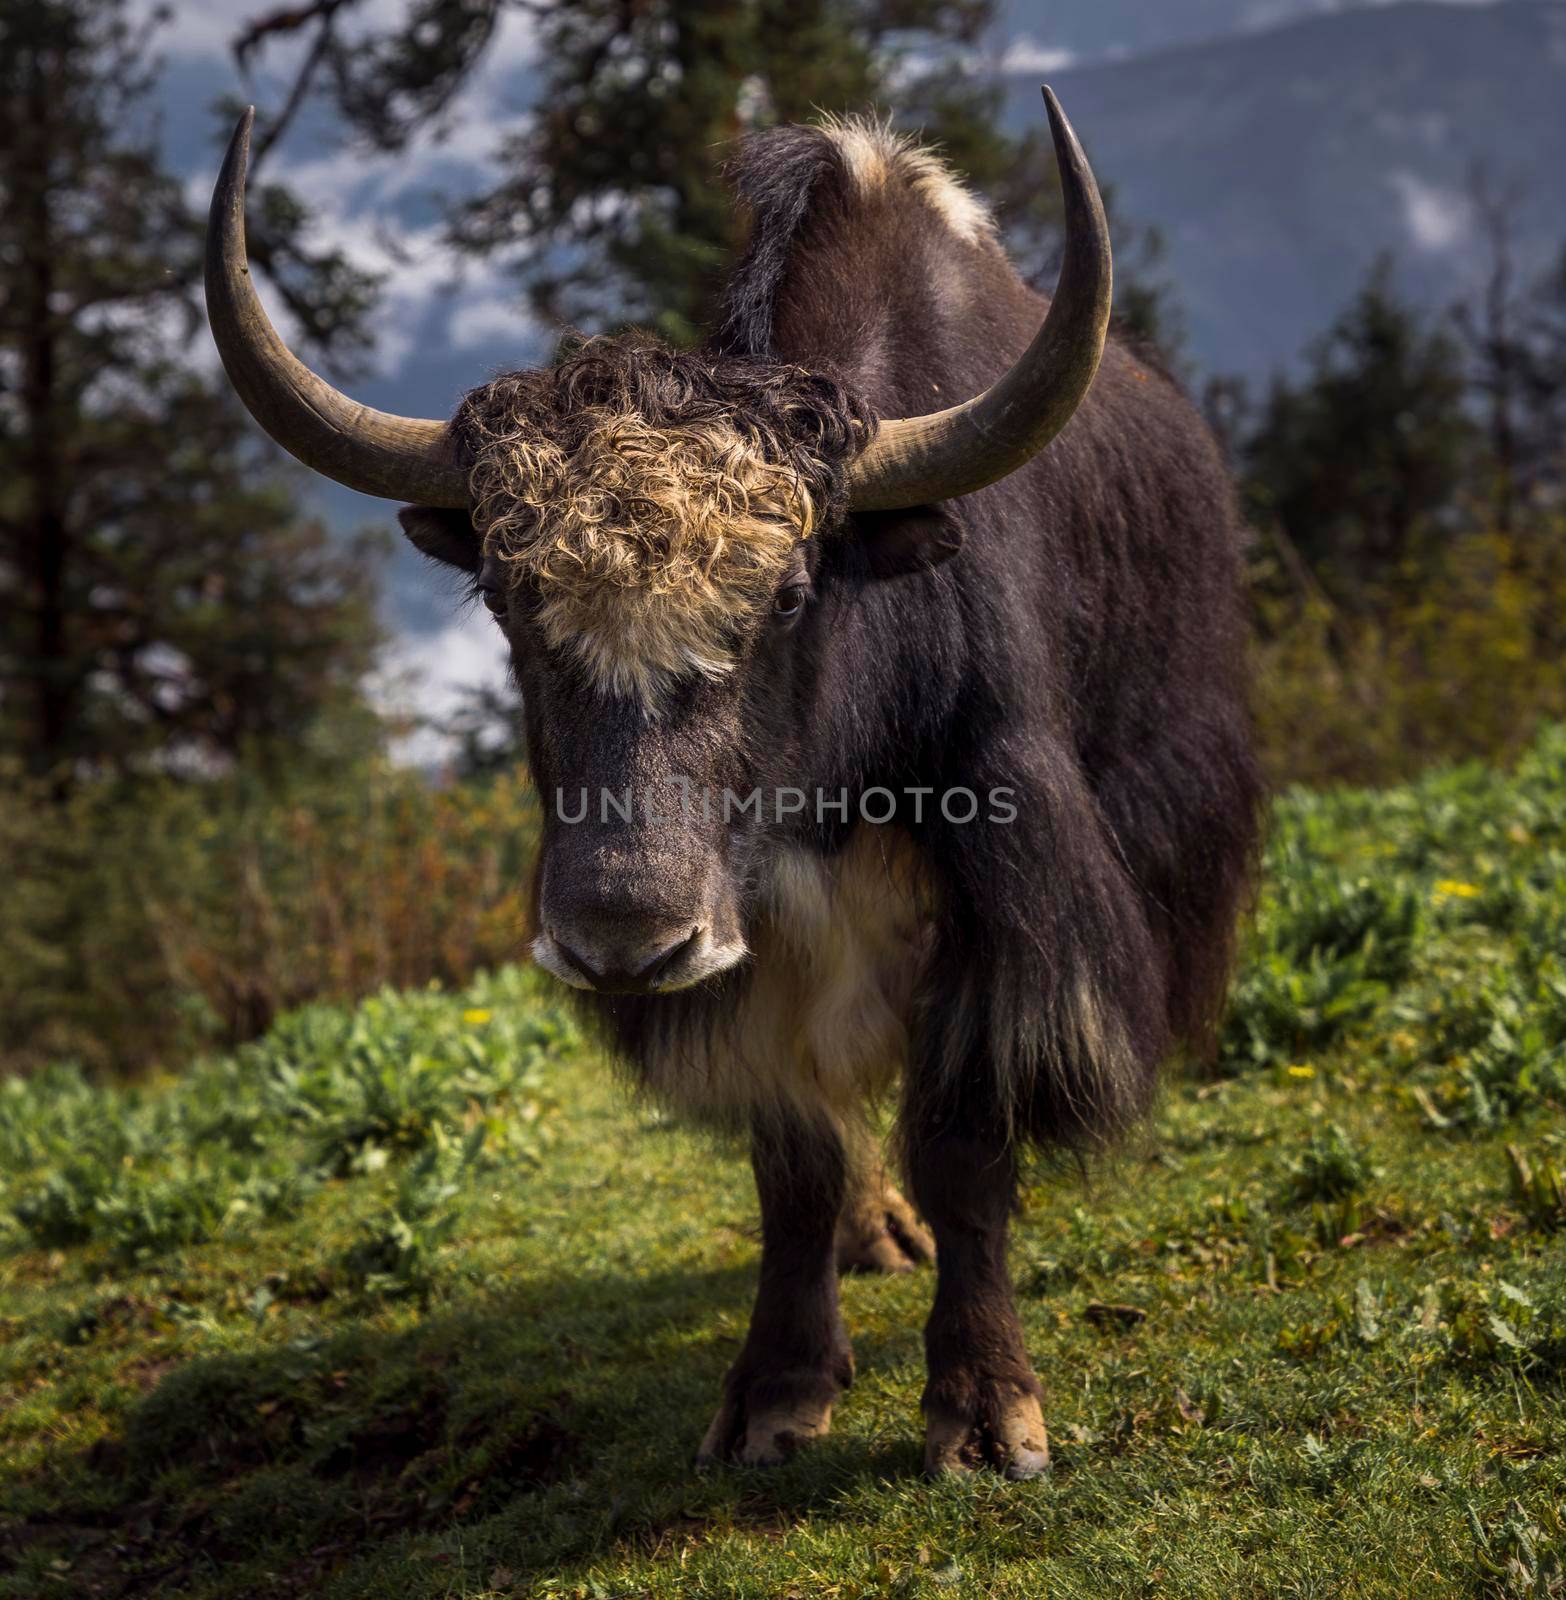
455;339;870;703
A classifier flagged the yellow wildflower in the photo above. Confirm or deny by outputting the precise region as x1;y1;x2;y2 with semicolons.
1286;1064;1316;1079
462;1008;493;1026
1433;880;1482;899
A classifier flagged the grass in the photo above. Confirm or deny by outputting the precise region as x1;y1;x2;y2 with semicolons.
4;730;1566;1598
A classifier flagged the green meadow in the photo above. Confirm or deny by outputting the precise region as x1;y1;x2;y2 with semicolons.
4;731;1566;1598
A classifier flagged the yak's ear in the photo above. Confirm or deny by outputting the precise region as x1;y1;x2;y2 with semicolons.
851;505;965;579
398;506;481;574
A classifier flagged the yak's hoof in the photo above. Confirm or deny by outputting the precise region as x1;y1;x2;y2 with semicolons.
835;1184;936;1275
696;1365;846;1468
923;1380;1050;1481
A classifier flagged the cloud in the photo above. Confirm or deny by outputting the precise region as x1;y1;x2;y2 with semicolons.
1246;0;1500;24
479;7;541;74
209;123;538;379
1247;0;1503;20
997;38;1078;75
132;0;236;60
142;0;541;67
1388;171;1470;252
175;7;545;383
369;607;512;768
447;290;536;353
193;213;453;382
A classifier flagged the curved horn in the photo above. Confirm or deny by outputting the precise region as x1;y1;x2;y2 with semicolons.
205;109;469;507
847;88;1113;512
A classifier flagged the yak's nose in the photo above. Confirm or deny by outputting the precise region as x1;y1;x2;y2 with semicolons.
548;923;703;994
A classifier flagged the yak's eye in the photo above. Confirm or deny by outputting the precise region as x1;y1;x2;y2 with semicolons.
477;554;507;617
772;583;807;620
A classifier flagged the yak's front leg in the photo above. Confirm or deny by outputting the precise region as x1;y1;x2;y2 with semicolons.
697;1111;854;1466
910;1126;1050;1480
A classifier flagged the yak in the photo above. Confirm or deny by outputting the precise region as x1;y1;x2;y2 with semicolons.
206;91;1262;1479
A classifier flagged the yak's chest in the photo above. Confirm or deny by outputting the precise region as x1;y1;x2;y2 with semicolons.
643;829;932;1118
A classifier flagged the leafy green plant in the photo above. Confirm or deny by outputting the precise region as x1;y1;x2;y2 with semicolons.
2;967;567;1265
10;1158;113;1248
1221;724;1566;1097
1436;1279;1566;1374
1221;843;1419;1072
1287;1124;1375;1203
1507;1144;1566;1233
1467;1499;1566;1599
338;1129;487;1302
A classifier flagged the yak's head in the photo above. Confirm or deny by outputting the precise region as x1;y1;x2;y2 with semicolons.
409;343;875;994
205;93;1112;995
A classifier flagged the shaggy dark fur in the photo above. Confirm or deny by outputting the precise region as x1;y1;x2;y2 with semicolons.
399;115;1264;1474
716;125;846;358
585;124;1263;1149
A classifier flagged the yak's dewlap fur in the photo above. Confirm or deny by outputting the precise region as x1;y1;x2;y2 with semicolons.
455;343;871;700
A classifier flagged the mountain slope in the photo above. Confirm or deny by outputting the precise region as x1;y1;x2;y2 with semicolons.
1014;1;1566;376
996;0;1482;60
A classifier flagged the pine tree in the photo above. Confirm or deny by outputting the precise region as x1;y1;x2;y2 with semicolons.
0;0;383;784
1241;259;1475;601
1517;244;1566;498
1448;174;1566;528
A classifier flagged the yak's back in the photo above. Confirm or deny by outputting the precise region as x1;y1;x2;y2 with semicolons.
716;118;1024;408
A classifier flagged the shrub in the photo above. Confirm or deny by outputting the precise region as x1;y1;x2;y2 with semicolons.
1251;526;1566;790
0;758;541;1076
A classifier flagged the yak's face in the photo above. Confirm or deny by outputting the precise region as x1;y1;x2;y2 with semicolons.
401;341;892;995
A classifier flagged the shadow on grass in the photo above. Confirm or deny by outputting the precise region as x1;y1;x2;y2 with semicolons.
3;1259;926;1599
